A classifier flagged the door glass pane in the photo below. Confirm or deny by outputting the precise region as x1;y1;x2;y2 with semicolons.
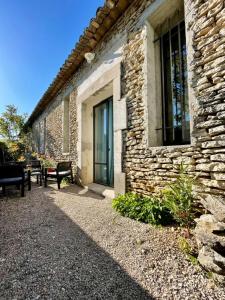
94;103;107;164
95;164;108;185
108;99;114;187
94;98;114;187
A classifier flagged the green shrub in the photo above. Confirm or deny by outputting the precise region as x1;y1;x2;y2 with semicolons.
178;236;193;255
162;164;196;228
112;192;173;226
41;158;56;168
61;177;70;187
33;154;56;168
178;236;198;265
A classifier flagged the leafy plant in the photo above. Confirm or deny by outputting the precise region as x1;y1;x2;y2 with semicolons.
6;140;27;161
206;271;213;279
61;177;70;188
188;254;199;266
178;236;198;265
41;158;56;168
33;153;56;168
112;192;173;226
162;164;197;228
178;236;192;255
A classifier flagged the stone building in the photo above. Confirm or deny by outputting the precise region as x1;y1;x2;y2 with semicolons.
27;0;225;279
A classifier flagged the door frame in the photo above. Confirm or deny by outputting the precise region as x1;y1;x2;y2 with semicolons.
93;96;114;187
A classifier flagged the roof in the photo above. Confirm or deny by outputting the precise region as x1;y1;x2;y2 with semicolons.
27;0;133;127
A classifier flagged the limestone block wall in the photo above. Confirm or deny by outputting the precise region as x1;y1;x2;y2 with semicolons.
120;0;225;200
31;0;151;183
33;96;62;157
121;0;225;281
189;0;225;282
32;89;78;174
122;2;200;195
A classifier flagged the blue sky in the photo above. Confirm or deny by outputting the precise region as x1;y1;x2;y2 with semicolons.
0;0;104;116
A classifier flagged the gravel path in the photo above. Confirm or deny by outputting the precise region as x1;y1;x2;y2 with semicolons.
0;183;225;300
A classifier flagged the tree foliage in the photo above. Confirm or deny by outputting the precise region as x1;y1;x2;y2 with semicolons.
0;105;27;142
0;105;30;161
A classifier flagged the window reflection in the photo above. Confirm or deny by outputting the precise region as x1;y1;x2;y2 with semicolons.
161;21;190;145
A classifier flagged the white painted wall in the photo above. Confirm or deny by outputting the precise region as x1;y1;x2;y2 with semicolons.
77;33;126;100
76;62;126;194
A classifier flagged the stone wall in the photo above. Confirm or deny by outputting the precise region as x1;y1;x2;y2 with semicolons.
32;89;78;174
31;0;225;278
122;0;225;281
32;0;151;178
189;0;225;282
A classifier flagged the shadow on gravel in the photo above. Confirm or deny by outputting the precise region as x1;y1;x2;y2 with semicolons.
0;184;153;299
57;184;105;200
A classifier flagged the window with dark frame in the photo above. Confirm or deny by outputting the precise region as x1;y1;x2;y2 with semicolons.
38;122;41;153
43;118;46;154
63;97;70;153
161;20;190;145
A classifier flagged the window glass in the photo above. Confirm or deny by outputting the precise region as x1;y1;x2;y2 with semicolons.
63;97;70;152
161;21;190;145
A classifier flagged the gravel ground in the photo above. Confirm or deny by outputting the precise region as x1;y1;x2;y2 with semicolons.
0;183;225;300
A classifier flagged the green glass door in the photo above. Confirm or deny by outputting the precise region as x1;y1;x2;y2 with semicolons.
94;97;114;187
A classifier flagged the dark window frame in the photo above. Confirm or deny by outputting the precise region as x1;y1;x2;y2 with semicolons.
160;20;190;146
93;97;114;188
63;96;70;153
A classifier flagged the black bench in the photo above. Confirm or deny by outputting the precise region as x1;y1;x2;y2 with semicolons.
0;165;31;197
44;161;74;189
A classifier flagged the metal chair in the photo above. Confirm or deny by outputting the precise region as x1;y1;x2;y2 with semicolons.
44;161;74;189
0;165;31;197
29;160;43;186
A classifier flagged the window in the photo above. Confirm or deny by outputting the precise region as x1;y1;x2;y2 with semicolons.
161;21;190;145
38;119;46;154
63;96;70;153
37;122;41;153
144;0;191;147
43;118;46;153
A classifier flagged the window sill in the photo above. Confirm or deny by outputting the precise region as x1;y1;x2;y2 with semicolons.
148;144;192;151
